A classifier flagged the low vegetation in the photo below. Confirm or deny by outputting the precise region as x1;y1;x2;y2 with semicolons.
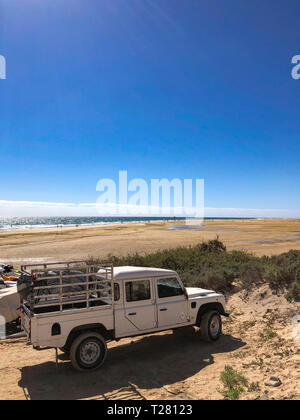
259;328;277;340
89;239;300;300
219;365;248;400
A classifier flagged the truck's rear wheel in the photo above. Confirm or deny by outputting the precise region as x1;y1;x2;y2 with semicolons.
200;310;222;342
70;332;107;371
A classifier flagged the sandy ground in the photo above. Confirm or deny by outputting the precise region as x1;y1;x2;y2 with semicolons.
0;285;299;400
0;218;299;400
0;219;300;266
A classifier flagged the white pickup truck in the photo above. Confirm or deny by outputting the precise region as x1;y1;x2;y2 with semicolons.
19;261;228;371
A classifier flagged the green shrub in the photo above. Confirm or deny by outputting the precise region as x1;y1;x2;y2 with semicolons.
263;250;300;300
201;269;234;291
220;365;248;389
219;365;248;400
259;328;277;340
89;240;300;300
198;238;227;253
285;281;300;301
222;387;245;400
264;265;297;289
239;266;263;290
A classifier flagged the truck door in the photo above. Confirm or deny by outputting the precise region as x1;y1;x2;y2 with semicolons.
123;279;156;333
155;276;189;328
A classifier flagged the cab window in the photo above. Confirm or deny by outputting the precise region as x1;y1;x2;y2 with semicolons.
125;280;151;302
157;277;184;298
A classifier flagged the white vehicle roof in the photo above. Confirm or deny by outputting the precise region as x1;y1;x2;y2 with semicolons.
110;266;177;281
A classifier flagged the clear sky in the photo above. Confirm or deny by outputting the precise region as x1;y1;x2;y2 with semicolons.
1;0;300;217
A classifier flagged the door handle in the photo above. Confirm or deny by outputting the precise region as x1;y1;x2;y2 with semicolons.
128;312;136;316
160;308;168;312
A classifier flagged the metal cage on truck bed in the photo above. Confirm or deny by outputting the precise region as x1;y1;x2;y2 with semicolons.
19;261;114;314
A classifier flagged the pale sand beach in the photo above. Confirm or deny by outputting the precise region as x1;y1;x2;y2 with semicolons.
0;218;300;266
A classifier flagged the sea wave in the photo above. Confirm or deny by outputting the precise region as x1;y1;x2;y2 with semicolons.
0;216;256;232
0;217;183;231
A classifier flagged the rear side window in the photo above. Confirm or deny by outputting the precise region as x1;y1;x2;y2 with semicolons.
157;277;184;298
125;280;151;302
114;283;120;301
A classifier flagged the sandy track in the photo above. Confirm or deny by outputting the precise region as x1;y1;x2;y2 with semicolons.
0;331;242;400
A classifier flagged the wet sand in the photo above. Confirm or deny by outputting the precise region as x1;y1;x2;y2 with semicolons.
0;219;300;266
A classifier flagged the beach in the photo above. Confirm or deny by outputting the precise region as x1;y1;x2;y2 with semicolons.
0;218;300;266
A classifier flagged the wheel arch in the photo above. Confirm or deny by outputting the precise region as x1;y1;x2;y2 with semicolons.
196;302;227;325
64;323;113;351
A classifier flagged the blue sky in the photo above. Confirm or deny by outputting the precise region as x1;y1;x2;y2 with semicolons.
0;0;300;217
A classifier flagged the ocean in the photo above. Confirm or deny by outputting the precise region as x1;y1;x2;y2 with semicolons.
0;216;256;231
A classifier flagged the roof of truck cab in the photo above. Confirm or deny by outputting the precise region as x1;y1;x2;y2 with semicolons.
112;266;177;281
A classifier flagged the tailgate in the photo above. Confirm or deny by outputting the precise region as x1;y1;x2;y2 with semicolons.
21;304;31;337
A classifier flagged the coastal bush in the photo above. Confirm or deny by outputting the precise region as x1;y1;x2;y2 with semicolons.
180;268;234;292
89;240;300;300
285;281;300;302
239;266;263;290
262;250;300;300
219;365;248;400
198;238;227;253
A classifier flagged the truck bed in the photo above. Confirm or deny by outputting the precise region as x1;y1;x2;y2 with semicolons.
22;302;114;348
18;261;114;314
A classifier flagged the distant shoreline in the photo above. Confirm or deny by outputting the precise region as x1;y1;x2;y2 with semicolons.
1;218;300;266
0;216;259;232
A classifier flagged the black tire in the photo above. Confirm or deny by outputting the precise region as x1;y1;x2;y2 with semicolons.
200;310;222;342
70;332;107;371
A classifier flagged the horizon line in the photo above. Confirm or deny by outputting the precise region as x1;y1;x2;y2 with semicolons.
0;199;299;218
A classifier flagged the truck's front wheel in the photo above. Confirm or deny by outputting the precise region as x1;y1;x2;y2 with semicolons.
200;310;222;342
70;332;107;371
